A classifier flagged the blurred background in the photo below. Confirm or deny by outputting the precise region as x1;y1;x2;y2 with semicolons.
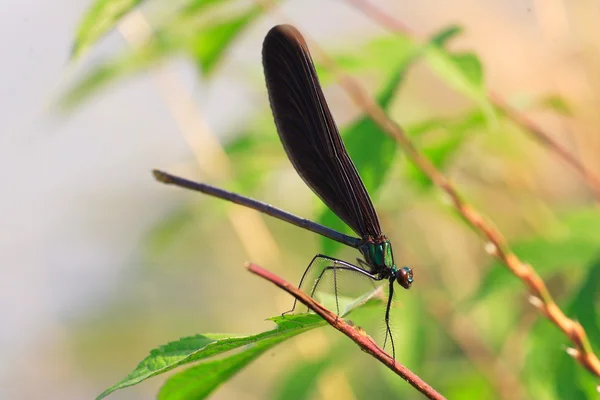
2;0;600;398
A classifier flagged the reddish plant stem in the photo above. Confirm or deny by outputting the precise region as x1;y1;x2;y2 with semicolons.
246;263;447;400
321;55;600;376
258;0;600;378
317;0;600;377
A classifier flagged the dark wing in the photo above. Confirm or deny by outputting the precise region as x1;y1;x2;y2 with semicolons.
262;24;382;240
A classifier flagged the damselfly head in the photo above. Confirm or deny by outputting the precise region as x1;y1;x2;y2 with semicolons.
396;266;413;289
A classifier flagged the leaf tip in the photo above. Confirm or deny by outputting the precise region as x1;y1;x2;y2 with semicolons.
69;42;82;60
95;389;111;400
430;25;464;47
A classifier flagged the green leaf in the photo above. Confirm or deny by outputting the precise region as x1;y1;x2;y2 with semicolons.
424;26;497;127
157;347;268;400
429;25;463;47
71;0;144;60
449;53;483;87
404;110;485;188
473;208;600;302
189;7;260;75
425;46;485;95
96;314;325;399
96;285;378;400
157;318;315;400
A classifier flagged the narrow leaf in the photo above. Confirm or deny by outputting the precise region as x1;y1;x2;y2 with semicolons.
156;287;383;399
71;0;144;59
157;321;313;400
190;7;261;75
424;26;497;126
429;25;463;47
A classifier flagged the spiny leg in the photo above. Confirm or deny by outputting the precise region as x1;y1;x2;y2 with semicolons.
284;255;379;315
283;254;327;315
308;262;378;316
357;259;378;290
332;260;340;317
383;279;396;360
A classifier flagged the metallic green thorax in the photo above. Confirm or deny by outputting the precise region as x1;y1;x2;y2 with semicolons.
360;239;395;274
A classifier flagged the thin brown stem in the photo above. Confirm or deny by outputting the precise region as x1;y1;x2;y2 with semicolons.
246;262;447;400
258;0;600;378
330;60;600;376
275;0;600;377
346;0;600;200
311;39;600;378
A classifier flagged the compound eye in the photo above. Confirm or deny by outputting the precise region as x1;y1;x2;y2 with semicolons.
396;266;413;289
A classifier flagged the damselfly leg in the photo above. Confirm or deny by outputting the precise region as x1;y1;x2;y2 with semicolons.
285;255;382;316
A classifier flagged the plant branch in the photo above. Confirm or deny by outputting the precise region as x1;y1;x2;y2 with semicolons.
246;263;446;400
346;0;600;200
308;31;600;378
258;0;600;378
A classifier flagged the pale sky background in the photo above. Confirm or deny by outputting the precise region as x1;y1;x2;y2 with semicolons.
2;0;584;398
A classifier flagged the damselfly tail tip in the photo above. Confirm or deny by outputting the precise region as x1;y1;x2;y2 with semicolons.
152;169;172;184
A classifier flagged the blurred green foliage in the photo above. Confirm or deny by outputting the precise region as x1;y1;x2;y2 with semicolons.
71;0;144;59
65;1;600;399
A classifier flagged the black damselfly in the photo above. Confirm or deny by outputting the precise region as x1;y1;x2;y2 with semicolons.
153;24;413;357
